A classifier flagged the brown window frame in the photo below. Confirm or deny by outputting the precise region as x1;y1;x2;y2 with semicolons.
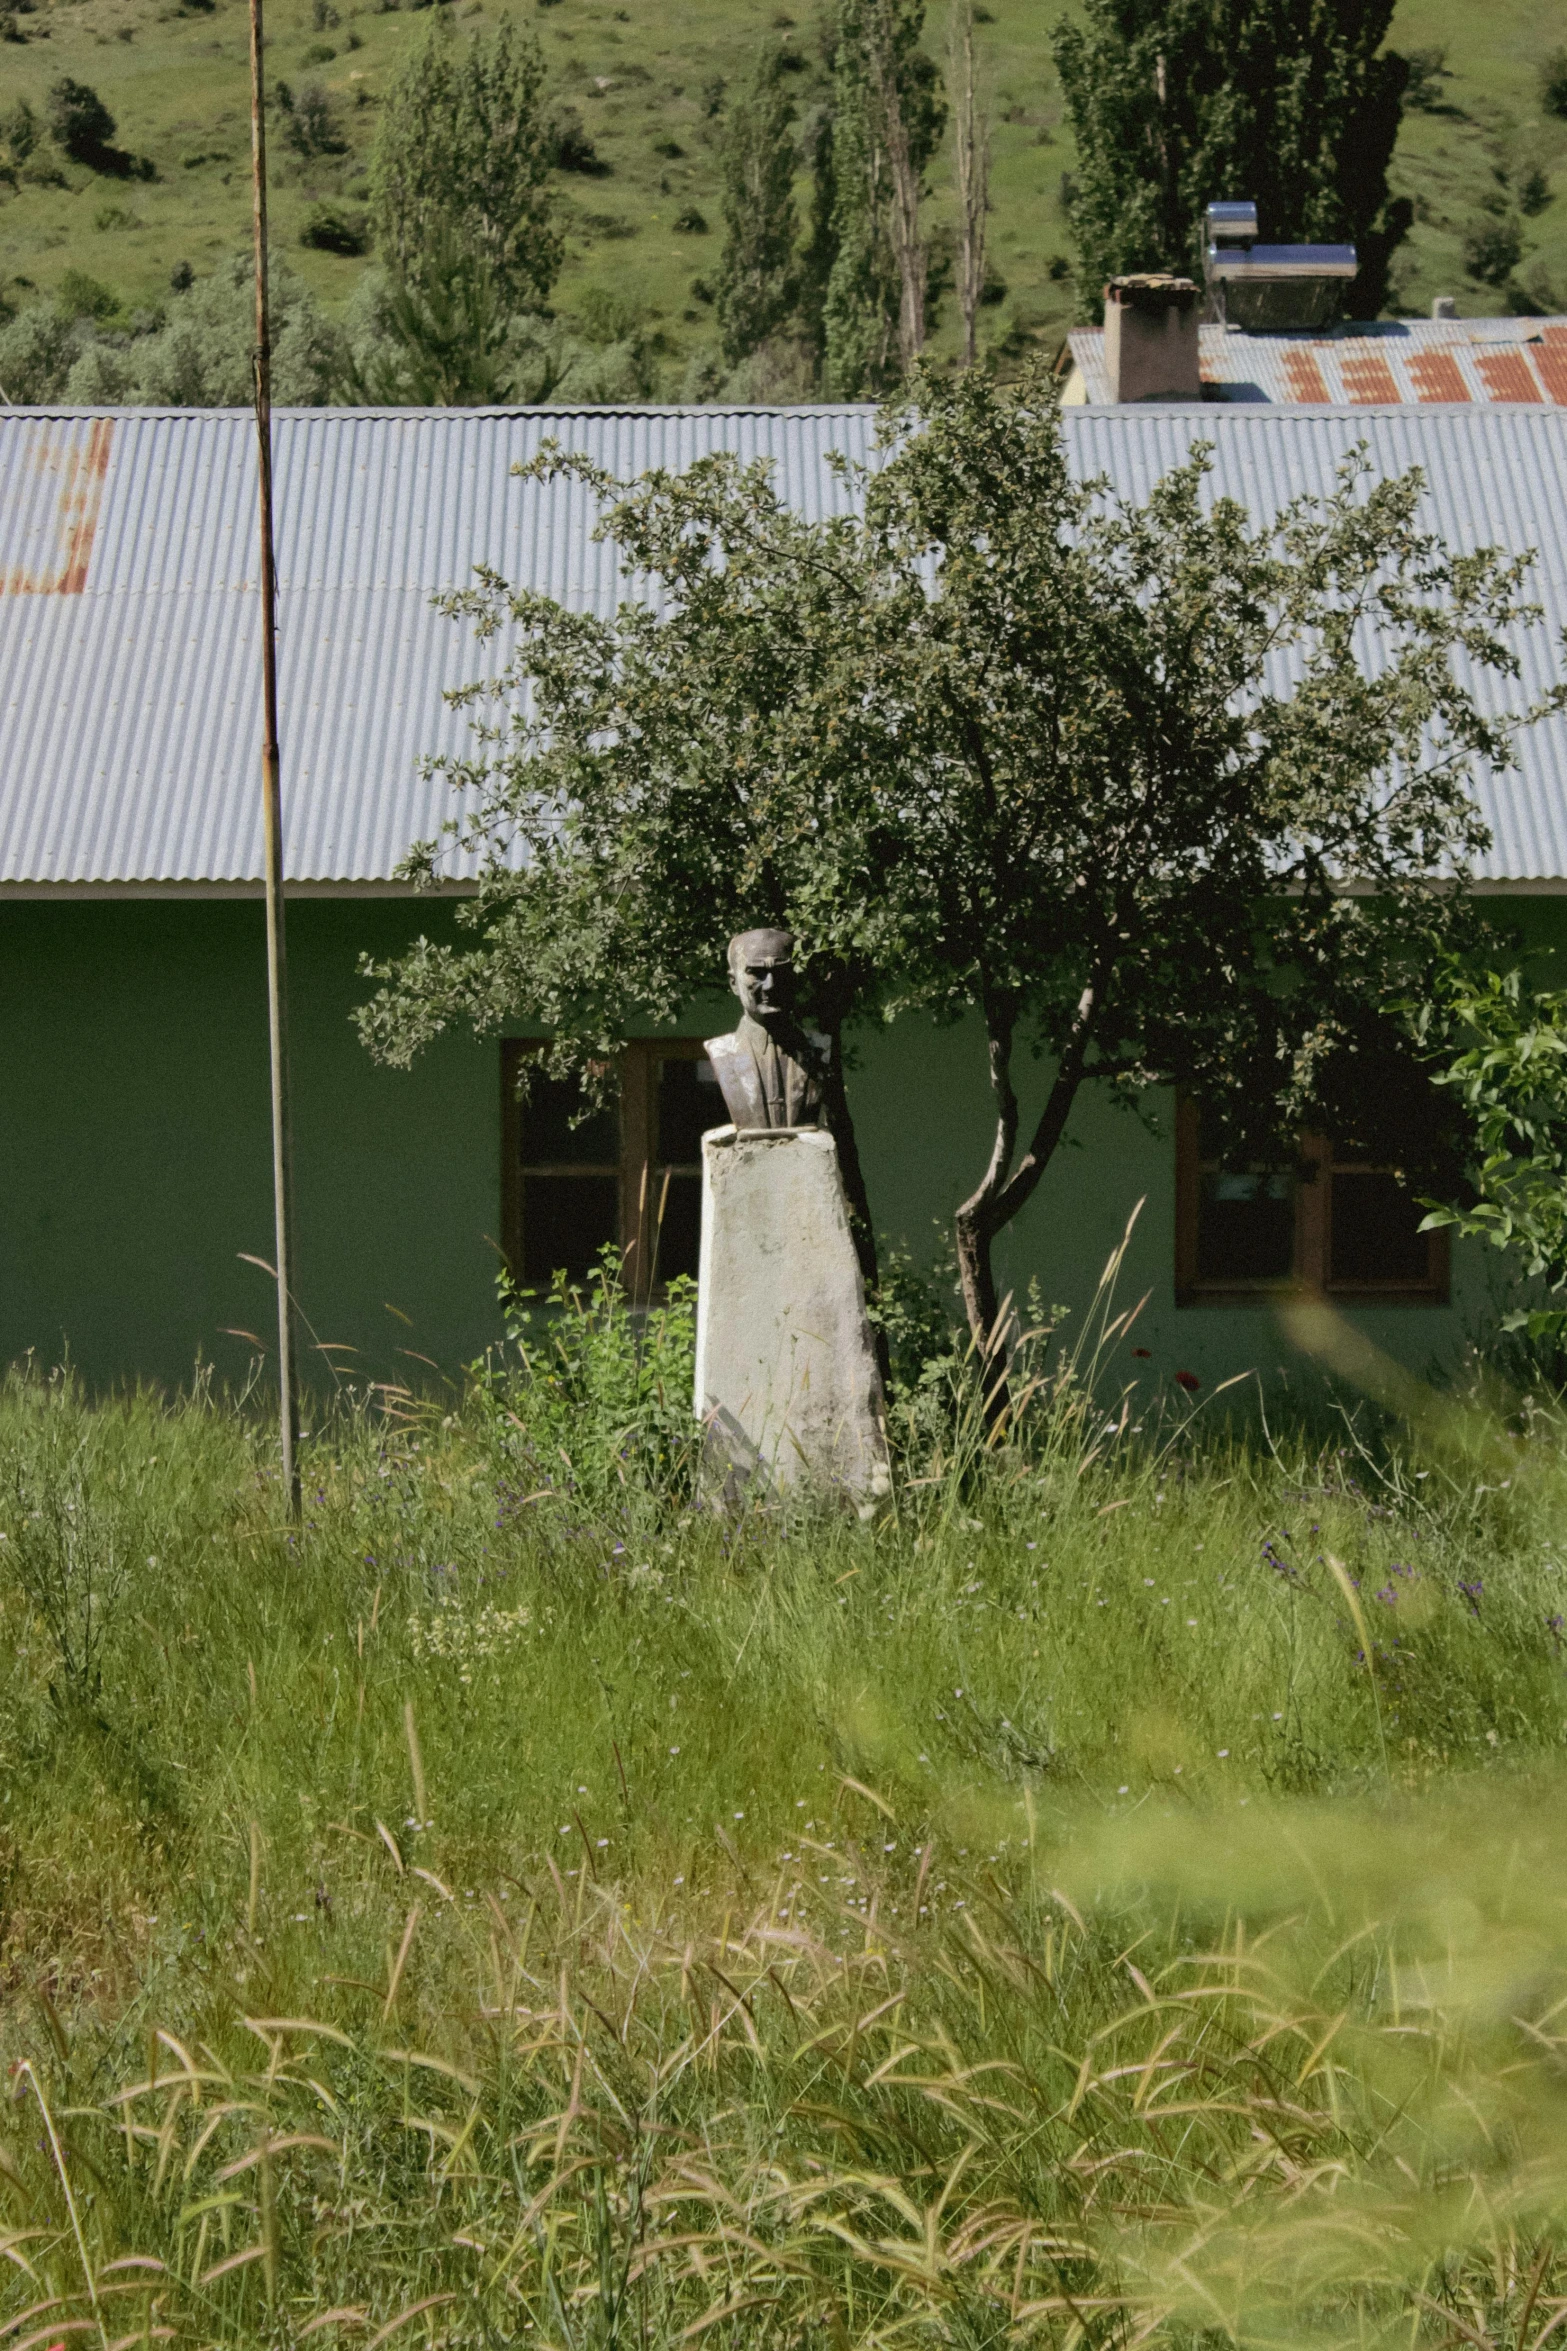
501;1037;712;1301
1175;1096;1449;1309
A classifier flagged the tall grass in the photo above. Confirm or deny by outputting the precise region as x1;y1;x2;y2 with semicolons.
4;1295;1567;2346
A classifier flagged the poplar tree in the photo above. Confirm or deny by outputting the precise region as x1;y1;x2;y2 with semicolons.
369;17;560;317
817;0;945;397
949;0;989;369
714;47;800;370
1052;0;1412;320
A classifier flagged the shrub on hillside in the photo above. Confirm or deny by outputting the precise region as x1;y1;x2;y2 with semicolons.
56;267;118;322
0;257;345;406
1542;47;1567;120
546;105;608;173
0;302;77;402
1463;213;1523;285
1401;45;1447;112
283;80;348;158
46;75;114;161
300;200;371;255
0;97;37;177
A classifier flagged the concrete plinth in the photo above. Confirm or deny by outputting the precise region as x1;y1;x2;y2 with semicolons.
694;1124;890;1502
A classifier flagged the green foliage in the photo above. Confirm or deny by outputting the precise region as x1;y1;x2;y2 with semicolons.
544;102;607;174
0;254;344;405
281;78;347;160
816;0;946;394
1421;966;1567;1335
474;1254;700;1505
714;45;801;369
1051;0;1414;320
46;73;114;161
343;249;659;406
1464;210;1525;283
0;95;38;172
356;367;1550;1353
368;14;560;316
130;254;344;402
1542;46;1567;120
0;300;78;400
1402;42;1449;110
299;199;372;256
347;230;524;404
56;265;117;320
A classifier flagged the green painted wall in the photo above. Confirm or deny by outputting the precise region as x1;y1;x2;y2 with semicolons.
0;900;499;1396
2;894;1563;1400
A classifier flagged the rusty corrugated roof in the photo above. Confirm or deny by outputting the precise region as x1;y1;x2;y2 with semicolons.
1064;316;1567;407
0;400;1564;886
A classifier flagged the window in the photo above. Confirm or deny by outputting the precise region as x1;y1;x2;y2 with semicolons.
1175;1099;1448;1307
501;1040;725;1296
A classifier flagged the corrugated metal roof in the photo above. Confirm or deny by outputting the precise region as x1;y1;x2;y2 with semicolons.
0;406;878;889
1064;316;1567;407
0;401;1564;886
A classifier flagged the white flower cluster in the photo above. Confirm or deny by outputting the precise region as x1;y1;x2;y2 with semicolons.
407;1594;533;1683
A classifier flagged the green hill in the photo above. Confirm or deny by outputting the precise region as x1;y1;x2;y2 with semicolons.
1;0;1564;395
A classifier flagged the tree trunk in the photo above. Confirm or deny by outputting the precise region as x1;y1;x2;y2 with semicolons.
953;971;1105;1428
949;0;989;370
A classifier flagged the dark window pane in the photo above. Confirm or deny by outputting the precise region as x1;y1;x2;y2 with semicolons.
650;1171;702;1284
518;1064;619;1166
656;1055;724;1165
1329;1170;1430;1286
521;1173;619;1285
1196;1168;1295;1283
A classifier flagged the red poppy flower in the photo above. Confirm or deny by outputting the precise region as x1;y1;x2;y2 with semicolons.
1131;1347;1151;1358
1175;1370;1200;1392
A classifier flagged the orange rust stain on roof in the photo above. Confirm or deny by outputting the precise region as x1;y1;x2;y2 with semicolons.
1475;349;1543;403
0;417;115;596
1282;349;1330;402
1533;339;1567;404
1339;354;1399;403
1408;351;1469;403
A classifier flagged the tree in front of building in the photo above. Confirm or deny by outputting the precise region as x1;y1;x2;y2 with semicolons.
1052;0;1412;320
369;17;560;321
1415;968;1567;1339
356;367;1549;1388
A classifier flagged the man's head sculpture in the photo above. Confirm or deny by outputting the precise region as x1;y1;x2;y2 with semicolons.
706;926;824;1132
727;928;798;1027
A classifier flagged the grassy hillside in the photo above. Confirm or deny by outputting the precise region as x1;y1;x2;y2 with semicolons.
0;0;1564;394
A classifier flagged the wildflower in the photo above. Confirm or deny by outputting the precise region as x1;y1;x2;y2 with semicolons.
1459;1579;1484;1616
1175;1370;1200;1392
1131;1346;1151;1358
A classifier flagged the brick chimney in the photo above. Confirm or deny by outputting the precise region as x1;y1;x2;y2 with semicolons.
1103;275;1201;402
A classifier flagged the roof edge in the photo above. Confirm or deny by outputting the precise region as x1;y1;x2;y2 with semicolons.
0;880;478;900
0;402;884;424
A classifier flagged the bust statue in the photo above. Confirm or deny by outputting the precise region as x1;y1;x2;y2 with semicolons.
705;927;827;1131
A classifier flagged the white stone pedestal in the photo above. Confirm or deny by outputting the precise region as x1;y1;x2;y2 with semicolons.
694;1125;890;1503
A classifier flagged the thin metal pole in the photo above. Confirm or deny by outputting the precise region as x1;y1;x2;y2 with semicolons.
249;0;301;1519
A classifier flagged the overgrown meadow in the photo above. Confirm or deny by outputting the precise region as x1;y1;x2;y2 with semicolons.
6;1270;1567;2349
